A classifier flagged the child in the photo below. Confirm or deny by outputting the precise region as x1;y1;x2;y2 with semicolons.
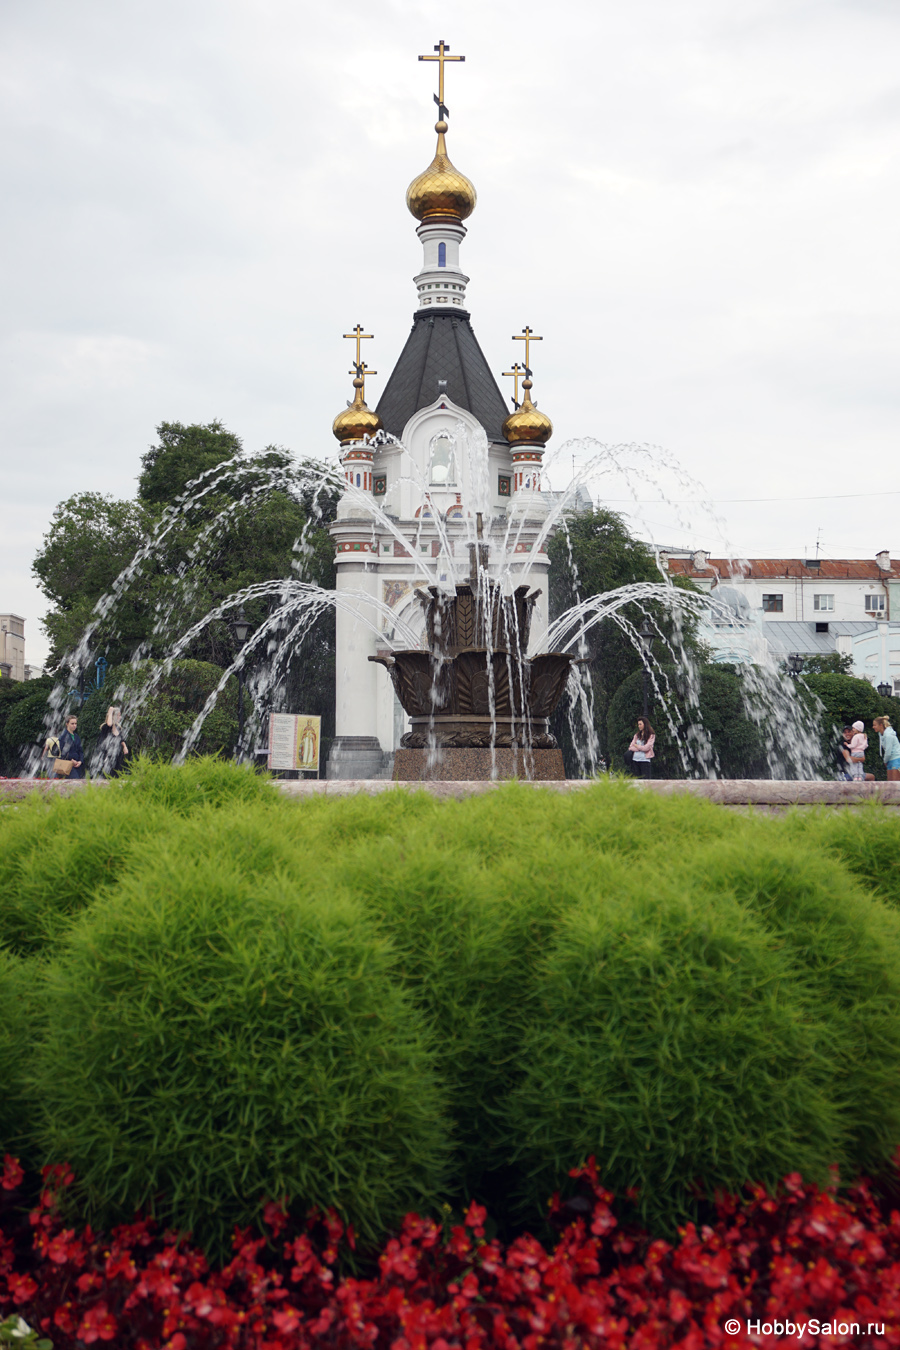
848;720;868;780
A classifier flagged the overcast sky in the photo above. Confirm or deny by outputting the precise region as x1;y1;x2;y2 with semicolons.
3;0;899;667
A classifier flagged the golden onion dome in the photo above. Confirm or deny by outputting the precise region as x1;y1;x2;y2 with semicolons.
332;377;382;446
406;121;476;222
502;378;553;446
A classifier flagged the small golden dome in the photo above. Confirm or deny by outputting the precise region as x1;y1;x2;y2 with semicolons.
406;121;476;222
332;377;382;446
502;378;553;446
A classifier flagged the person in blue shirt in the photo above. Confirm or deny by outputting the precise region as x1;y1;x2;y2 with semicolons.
873;715;900;781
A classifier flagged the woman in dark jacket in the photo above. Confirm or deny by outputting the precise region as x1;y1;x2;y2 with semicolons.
54;714;85;779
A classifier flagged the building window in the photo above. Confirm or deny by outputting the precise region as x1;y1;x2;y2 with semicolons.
429;433;456;485
438;242;446;267
498;474;511;497
762;594;783;612
813;594;834;611
373;474;387;497
865;594;886;613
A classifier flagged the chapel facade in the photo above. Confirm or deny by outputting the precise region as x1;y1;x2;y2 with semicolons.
327;43;555;779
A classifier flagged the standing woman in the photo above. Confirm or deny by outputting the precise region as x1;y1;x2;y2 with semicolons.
52;714;85;779
873;716;900;781
95;706;129;778
628;717;656;778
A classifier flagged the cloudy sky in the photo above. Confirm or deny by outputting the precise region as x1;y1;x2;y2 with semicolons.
3;0;898;667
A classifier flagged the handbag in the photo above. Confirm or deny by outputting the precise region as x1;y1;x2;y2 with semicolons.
53;758;75;777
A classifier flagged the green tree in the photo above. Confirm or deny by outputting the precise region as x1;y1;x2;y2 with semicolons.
79;660;242;763
137;419;243;506
793;652;854;676
799;671;900;780
31;493;151;663
0;676;55;776
547;509;701;770
32;421;341;753
607;664;769;778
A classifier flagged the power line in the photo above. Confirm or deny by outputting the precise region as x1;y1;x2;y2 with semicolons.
601;489;900;505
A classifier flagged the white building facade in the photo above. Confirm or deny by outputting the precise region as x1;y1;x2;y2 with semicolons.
665;553;900;691
0;615;25;682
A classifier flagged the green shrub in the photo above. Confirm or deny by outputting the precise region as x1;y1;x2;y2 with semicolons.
0;948;37;1156
505;867;843;1230
0;790;173;957
784;803;900;910
798;672;900;779
1;689;54;775
606;665;769;778
684;835;900;1174
31;853;451;1253
118;754;274;814
78;659;243;762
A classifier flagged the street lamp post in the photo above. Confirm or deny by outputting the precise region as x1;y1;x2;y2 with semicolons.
229;610;252;759
877;681;892;699
787;653;804;679
638;619;654;719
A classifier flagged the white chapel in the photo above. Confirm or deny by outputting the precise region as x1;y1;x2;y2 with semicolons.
326;42;555;779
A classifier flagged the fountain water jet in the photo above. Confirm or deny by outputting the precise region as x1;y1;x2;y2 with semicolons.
370;515;578;780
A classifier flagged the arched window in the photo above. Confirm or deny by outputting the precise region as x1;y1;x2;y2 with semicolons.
429;432;456;486
356;473;361;487
438;242;446;268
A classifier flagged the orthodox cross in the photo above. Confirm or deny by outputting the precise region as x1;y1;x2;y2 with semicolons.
343;324;374;375
419;40;465;120
348;361;377;402
513;326;542;376
502;362;524;410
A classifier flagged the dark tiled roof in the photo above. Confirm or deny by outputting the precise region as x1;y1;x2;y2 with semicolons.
376;310;510;443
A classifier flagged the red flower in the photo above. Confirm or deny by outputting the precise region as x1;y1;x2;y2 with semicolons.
272;1304;302;1332
77;1301;118;1343
6;1272;37;1303
1;1154;24;1191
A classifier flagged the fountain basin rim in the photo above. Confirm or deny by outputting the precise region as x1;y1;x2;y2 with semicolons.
370;648;581;661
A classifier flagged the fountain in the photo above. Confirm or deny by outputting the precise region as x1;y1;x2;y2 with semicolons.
370;515;577;780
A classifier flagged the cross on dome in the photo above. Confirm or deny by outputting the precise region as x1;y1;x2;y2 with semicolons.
503;363;525;410
513;327;543;376
343;325;374;373
348;361;378;403
418;39;465;120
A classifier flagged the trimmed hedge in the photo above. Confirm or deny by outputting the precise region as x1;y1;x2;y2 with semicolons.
0;949;36;1159
506;869;842;1230
0;789;173;957
4;762;900;1250
682;836;900;1176
30;853;451;1254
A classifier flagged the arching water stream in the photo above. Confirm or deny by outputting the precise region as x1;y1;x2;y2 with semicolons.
25;429;827;781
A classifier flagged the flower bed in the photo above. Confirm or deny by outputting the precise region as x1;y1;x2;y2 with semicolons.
2;1154;898;1349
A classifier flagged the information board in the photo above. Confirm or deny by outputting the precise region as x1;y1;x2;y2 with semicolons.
267;713;321;773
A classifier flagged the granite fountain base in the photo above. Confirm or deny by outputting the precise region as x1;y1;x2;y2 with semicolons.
393;746;566;782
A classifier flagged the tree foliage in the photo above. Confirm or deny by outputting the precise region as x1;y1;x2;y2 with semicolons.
0;677;55;777
547;509;702;770
607;664;769;778
137;419;243;506
32;422;340;748
798;671;900;780
78;660;243;764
